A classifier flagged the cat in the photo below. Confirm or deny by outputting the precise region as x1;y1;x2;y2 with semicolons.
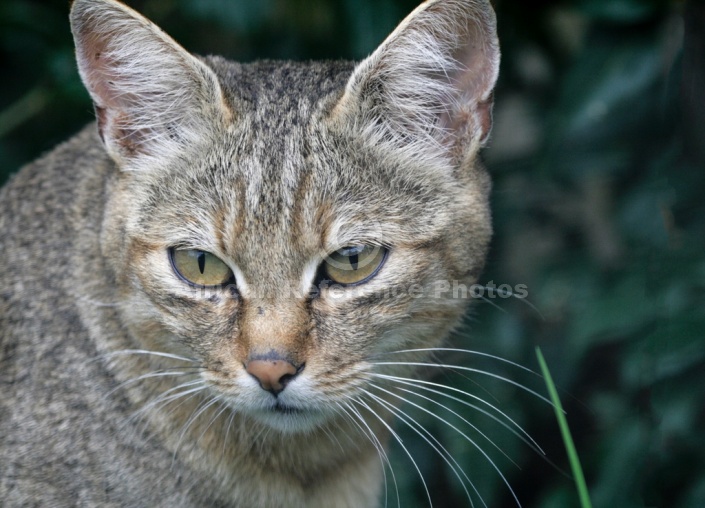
0;0;500;506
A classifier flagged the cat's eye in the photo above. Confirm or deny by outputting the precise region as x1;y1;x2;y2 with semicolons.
322;245;388;286
169;248;234;287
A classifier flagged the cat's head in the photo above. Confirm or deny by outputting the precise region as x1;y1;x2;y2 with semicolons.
71;0;499;432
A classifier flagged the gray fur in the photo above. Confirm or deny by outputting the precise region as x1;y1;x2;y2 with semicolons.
0;0;499;506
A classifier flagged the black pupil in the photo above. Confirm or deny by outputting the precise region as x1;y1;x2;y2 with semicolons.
197;251;206;274
339;246;364;271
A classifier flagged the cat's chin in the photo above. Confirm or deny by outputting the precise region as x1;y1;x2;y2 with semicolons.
248;404;330;434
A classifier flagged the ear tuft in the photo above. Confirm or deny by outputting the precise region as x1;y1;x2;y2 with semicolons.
70;0;230;170
336;0;500;167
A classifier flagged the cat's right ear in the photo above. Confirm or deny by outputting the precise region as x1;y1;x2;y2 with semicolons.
70;0;232;171
333;0;500;170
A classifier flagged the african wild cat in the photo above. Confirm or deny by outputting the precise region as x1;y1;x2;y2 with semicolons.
0;0;499;505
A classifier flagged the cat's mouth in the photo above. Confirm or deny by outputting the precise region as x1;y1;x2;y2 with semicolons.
271;402;302;415
248;400;329;433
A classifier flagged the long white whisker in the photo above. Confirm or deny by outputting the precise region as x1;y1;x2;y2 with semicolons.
196;397;230;446
328;404;363;452
132;379;206;420
221;408;237;458
368;383;521;508
479;295;507;313
126;382;208;438
251;420;271;453
335;407;388;508
371;361;554;406
132;379;207;424
363;388;480;508
371;373;543;455
106;370;197;397
96;349;199;364
338;401;400;508
476;286;545;319
320;413;349;454
385;382;520;467
377;348;540;376
173;395;221;463
353;396;433;508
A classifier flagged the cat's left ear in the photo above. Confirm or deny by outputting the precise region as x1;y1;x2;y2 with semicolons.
70;0;232;171
335;0;500;166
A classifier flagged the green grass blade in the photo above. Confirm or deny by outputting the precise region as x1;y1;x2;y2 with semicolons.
535;347;593;508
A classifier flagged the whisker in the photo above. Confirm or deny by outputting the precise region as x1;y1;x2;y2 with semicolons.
376;348;540;376
370;373;543;455
363;388;480;508
252;421;271;454
478;295;507;313
334;404;386;507
328;405;364;452
195;397;230;448
173;395;221;463
370;361;554;407
368;383;521;508
352;396;433;508
260;426;273;453
381;382;520;467
340;403;393;470
95;349;199;364
125;382;208;439
338;401;400;508
221;408;237;458
475;286;545;320
161;384;209;416
373;346;529;404
130;381;207;424
106;370;200;397
422;352;503;408
320;412;348;454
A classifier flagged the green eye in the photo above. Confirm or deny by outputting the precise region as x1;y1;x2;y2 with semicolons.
323;245;388;286
169;248;234;287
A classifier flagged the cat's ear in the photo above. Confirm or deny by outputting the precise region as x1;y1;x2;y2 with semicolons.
335;0;500;167
70;0;231;170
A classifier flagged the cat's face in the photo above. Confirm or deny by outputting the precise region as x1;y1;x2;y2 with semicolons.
104;60;492;432
75;0;499;432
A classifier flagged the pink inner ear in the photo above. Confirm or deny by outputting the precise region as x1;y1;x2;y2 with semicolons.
443;15;498;143
76;29;137;150
78;29;121;109
476;95;494;144
73;17;190;159
70;0;228;166
95;105;107;144
340;0;500;158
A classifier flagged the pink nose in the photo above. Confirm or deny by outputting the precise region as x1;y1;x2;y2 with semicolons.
246;359;299;394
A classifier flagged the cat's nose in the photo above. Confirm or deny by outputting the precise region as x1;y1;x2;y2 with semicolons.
245;357;302;395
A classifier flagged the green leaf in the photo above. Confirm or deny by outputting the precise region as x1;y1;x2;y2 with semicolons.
536;347;594;508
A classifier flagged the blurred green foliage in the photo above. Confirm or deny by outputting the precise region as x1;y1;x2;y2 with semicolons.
1;0;703;507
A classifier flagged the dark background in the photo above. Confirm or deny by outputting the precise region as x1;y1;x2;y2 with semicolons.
1;0;703;507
